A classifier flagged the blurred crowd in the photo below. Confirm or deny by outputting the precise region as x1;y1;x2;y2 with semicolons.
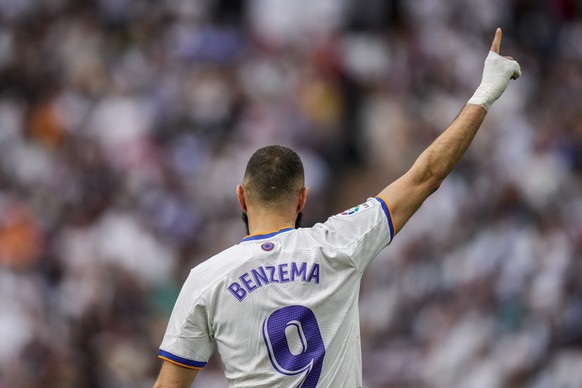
0;0;581;387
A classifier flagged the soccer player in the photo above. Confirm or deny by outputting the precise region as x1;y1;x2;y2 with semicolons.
154;28;520;388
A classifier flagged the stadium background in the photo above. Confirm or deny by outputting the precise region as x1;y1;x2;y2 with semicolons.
0;0;581;387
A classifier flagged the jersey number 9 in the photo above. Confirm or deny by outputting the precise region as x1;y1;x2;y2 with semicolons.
262;305;326;387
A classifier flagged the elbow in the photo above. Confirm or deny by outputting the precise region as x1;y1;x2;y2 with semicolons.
425;166;447;193
413;154;448;193
409;156;448;195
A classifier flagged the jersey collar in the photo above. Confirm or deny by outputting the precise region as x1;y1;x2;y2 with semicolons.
240;227;294;242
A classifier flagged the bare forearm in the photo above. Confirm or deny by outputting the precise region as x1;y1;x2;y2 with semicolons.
416;104;486;186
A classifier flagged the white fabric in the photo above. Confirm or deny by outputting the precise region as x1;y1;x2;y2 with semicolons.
159;197;393;387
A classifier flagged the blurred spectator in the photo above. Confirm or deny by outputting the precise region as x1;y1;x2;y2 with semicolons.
0;0;581;387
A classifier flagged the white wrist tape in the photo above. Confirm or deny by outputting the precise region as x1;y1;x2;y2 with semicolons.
468;51;521;111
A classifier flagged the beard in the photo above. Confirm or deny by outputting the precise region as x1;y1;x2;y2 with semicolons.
241;211;303;235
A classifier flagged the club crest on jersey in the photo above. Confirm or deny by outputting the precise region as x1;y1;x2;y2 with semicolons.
261;242;275;252
338;201;371;217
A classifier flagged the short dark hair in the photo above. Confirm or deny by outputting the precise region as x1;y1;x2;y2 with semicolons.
243;145;304;207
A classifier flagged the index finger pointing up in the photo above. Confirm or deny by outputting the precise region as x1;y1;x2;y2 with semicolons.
490;28;502;53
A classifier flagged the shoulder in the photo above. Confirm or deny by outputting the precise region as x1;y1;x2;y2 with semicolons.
184;244;254;297
310;197;390;234
195;244;251;273
302;197;394;252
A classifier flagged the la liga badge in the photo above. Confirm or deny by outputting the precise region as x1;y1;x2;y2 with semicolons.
338;201;372;217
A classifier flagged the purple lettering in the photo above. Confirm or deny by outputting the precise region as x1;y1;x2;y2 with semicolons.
291;262;307;282
307;264;320;284
240;273;257;292
266;266;279;283
228;282;247;301
251;267;269;287
279;263;290;283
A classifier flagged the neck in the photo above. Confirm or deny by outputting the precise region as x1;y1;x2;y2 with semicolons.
245;208;297;236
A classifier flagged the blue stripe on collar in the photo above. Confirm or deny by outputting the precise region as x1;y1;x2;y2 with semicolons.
241;227;295;242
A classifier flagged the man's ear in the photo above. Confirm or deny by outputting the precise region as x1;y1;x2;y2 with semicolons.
297;186;308;213
236;184;248;212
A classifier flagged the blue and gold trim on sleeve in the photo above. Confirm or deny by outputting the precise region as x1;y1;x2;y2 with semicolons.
375;197;396;240
158;349;207;370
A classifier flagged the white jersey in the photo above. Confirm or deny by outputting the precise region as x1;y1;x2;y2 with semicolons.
159;197;395;387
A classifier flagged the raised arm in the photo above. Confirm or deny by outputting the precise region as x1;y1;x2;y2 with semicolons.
378;28;521;233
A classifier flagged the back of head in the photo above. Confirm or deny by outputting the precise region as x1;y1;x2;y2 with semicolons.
243;145;304;208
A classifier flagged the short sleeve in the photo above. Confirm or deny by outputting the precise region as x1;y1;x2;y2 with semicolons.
313;197;395;272
158;271;215;369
